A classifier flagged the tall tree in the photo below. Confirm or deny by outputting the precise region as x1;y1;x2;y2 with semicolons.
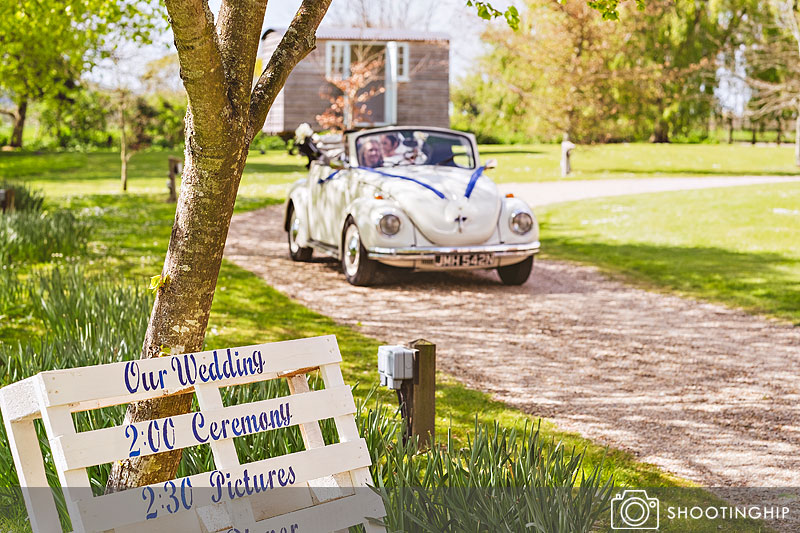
457;0;756;143
741;0;800;163
0;0;157;147
105;0;334;492
104;0;524;493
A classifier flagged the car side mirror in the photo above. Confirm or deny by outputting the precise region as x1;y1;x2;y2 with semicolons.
484;158;498;170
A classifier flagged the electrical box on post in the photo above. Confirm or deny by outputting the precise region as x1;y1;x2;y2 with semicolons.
377;345;416;390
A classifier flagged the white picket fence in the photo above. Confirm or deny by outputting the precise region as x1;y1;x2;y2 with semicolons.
0;334;386;532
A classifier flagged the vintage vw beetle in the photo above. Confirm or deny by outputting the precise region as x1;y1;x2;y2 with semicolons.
284;126;540;286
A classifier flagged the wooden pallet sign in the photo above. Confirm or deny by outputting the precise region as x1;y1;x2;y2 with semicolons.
0;335;386;533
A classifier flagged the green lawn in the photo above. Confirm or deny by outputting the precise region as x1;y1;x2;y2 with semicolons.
481;142;798;183
0;149;306;199
539;181;800;324
1;143;795;199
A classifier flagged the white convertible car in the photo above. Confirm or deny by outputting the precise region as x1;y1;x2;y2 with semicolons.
284;126;540;286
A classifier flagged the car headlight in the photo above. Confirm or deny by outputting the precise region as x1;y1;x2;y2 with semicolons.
510;211;533;235
378;214;401;236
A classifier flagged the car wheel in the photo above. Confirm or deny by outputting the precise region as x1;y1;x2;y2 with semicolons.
287;204;312;262
497;256;534;286
341;218;380;286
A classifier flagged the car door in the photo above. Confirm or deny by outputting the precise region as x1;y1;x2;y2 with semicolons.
309;166;350;246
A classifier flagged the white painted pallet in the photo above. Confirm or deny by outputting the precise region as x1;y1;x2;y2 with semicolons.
0;335;386;533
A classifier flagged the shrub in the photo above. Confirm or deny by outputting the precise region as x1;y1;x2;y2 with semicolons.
251;133;287;153
361;399;615;532
0;181;44;212
0;210;92;264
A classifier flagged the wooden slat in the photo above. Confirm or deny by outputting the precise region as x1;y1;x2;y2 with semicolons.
56;386;355;470
0;415;62;533
248;490;386;533
319;363;386;532
194;382;257;533
77;439;371;532
0;377;41;422
287;375;353;505
37;379;92;533
38;335;341;408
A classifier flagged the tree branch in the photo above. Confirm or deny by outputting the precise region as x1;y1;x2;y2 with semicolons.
0;108;16;120
246;0;332;143
217;0;268;114
164;0;230;142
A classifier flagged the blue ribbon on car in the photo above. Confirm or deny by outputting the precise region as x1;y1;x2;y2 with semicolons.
319;165;488;200
319;166;447;199
464;165;486;199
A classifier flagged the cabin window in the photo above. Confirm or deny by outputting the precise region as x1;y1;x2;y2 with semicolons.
325;41;350;79
397;43;410;82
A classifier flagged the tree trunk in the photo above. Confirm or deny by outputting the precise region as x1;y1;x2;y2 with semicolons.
795;107;800;167
728;116;734;144
106;113;248;491
777;117;783;145
120;102;128;192
105;0;332;493
10;98;27;148
651;116;670;143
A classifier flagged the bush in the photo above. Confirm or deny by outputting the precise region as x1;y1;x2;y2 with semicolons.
361;400;615;532
251;132;288;152
0;181;45;212
0;210;92;264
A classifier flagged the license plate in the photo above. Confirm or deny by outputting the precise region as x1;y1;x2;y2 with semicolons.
434;253;494;267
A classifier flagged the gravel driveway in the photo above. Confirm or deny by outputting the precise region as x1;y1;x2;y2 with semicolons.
224;178;800;490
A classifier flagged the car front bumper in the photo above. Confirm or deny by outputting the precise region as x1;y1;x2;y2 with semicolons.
367;241;540;269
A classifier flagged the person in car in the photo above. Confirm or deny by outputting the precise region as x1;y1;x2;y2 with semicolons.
358;139;384;168
381;134;403;164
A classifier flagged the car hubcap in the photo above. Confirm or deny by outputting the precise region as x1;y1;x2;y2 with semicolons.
344;224;361;277
289;214;300;253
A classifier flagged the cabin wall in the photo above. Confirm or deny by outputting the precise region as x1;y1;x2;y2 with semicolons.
283;46;331;133
260;37;450;134
260;33;285;134
396;41;450;129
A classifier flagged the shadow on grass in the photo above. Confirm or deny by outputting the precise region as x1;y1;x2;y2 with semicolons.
243;161;306;174
540;228;800;324
479;147;546;156
590;167;800;177
1;151;181;182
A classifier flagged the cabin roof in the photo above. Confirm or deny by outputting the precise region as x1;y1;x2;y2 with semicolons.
261;26;450;43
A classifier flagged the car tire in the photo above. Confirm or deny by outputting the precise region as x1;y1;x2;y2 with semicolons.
287;204;313;262
341;218;381;286
497;256;534;286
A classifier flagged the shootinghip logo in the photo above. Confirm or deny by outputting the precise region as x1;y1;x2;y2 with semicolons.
611;490;660;530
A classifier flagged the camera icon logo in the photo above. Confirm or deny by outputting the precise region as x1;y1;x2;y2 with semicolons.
611;490;660;529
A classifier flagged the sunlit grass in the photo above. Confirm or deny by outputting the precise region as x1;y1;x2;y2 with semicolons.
480;143;798;183
539;181;800;324
1;143;795;199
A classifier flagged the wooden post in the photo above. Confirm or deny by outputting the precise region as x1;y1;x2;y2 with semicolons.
408;339;435;448
167;156;182;203
1;188;15;214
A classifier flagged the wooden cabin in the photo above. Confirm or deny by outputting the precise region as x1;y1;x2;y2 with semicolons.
259;27;450;134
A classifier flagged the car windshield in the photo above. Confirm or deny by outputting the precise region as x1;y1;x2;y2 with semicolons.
355;130;476;169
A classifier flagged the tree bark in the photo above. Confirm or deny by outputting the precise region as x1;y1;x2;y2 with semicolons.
651;113;670;143
10;98;27;148
106;0;332;493
795;105;800;167
120;99;128;192
728;116;734;144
